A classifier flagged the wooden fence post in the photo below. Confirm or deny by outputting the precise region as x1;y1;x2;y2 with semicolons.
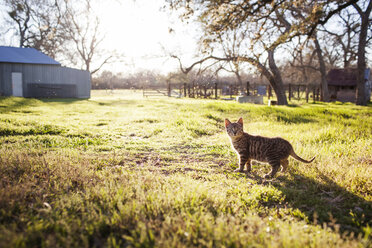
167;81;171;97
192;82;195;98
246;81;250;96
313;86;316;103
306;85;309;103
317;88;320;101
215;82;218;99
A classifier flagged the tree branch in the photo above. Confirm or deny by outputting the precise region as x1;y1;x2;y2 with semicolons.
308;0;359;36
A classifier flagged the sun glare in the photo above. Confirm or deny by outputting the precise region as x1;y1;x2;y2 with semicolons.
93;0;198;74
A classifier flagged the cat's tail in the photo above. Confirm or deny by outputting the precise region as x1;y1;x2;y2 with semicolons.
290;150;315;163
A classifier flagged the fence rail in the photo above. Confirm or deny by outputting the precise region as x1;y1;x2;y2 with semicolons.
143;89;168;97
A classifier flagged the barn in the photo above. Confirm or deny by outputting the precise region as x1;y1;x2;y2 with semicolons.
327;68;371;102
0;46;90;98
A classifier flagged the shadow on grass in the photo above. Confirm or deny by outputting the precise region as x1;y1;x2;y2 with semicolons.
0;97;86;114
230;167;372;235
260;107;317;124
270;171;372;235
88;99;139;106
0;97;39;114
275;114;316;124
286;104;301;108
39;98;86;104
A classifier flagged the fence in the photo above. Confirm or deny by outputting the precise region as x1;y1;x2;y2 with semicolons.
143;81;322;103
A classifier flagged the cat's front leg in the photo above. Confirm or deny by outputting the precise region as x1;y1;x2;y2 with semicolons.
234;155;248;173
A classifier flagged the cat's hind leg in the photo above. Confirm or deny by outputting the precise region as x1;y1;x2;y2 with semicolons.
245;159;252;172
280;159;289;173
265;160;281;179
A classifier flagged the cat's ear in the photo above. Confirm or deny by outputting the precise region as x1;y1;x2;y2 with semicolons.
225;119;231;128
237;117;243;125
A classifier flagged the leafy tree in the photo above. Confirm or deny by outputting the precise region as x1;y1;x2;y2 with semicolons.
168;1;301;105
167;0;368;104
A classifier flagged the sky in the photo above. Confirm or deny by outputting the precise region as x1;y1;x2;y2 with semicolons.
0;0;201;75
90;0;200;75
1;0;371;76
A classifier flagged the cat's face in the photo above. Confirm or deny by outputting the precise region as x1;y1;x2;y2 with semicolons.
225;118;244;138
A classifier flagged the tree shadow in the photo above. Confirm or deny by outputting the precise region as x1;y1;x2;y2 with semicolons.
0;97;38;114
269;170;372;235
0;97;87;115
287;104;301;108
229;166;372;235
88;99;138;106
275;114;316;124
39;98;86;104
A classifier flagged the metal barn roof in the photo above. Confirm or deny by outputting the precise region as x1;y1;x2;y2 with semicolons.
0;46;60;65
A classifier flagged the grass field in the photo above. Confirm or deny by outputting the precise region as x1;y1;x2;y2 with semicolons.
0;90;371;247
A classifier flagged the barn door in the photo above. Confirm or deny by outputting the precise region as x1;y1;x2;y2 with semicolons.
12;72;23;97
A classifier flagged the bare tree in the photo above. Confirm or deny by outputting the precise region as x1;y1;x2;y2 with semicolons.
312;32;330;102
321;9;361;68
285;37;318;85
3;0;67;57
353;0;372;105
287;4;330;101
214;29;248;90
5;0;32;47
2;0;121;74
61;1;119;75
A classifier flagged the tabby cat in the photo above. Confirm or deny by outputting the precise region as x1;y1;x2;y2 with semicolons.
225;117;315;178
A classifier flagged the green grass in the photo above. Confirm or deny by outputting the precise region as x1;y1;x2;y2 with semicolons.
0;90;371;247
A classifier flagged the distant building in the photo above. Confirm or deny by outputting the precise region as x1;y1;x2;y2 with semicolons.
0;46;90;98
327;68;371;102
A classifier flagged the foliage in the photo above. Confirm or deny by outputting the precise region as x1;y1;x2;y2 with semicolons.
0;90;371;247
166;0;372;105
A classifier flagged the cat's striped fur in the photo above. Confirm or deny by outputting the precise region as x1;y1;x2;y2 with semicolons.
225;117;315;179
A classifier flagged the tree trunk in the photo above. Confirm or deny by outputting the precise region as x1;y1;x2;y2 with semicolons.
216;53;288;104
268;78;288;105
313;35;330;102
267;50;288;105
354;0;372;106
235;71;243;93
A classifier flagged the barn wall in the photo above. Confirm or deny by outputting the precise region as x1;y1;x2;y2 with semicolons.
0;63;90;98
59;67;91;98
0;63;15;96
0;64;6;95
